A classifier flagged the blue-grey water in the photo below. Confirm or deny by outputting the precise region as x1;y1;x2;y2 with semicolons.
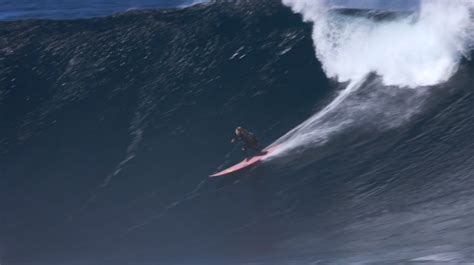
0;0;204;21
0;0;420;21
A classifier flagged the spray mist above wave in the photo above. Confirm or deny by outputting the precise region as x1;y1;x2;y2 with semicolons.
283;0;474;87
269;0;474;157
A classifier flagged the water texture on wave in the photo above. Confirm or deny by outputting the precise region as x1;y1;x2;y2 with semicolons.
1;0;474;264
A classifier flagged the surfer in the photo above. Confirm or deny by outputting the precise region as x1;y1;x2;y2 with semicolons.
210;127;277;177
231;126;262;157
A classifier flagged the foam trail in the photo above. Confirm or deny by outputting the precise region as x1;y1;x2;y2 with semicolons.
272;79;363;153
271;0;474;156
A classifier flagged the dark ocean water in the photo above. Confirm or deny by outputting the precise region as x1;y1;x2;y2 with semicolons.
0;0;203;21
1;0;473;264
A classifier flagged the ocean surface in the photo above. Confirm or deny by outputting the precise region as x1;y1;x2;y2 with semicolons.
1;0;474;264
0;0;203;21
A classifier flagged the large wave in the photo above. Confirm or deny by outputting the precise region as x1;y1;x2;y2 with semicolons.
3;0;474;263
271;0;474;156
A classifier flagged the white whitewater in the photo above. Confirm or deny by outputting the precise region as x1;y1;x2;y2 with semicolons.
270;0;474;156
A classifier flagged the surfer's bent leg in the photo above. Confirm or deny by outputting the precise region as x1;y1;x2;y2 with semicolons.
250;140;262;153
242;146;248;157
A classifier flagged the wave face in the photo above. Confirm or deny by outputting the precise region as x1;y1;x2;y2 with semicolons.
1;0;474;264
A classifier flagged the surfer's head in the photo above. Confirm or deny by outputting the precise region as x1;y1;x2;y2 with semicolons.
235;126;243;135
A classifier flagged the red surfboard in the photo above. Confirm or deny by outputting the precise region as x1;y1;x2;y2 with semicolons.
209;145;280;177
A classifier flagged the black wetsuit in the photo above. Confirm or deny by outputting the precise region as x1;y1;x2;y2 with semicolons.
232;129;261;156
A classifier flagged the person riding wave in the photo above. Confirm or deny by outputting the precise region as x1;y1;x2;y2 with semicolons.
231;126;262;158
